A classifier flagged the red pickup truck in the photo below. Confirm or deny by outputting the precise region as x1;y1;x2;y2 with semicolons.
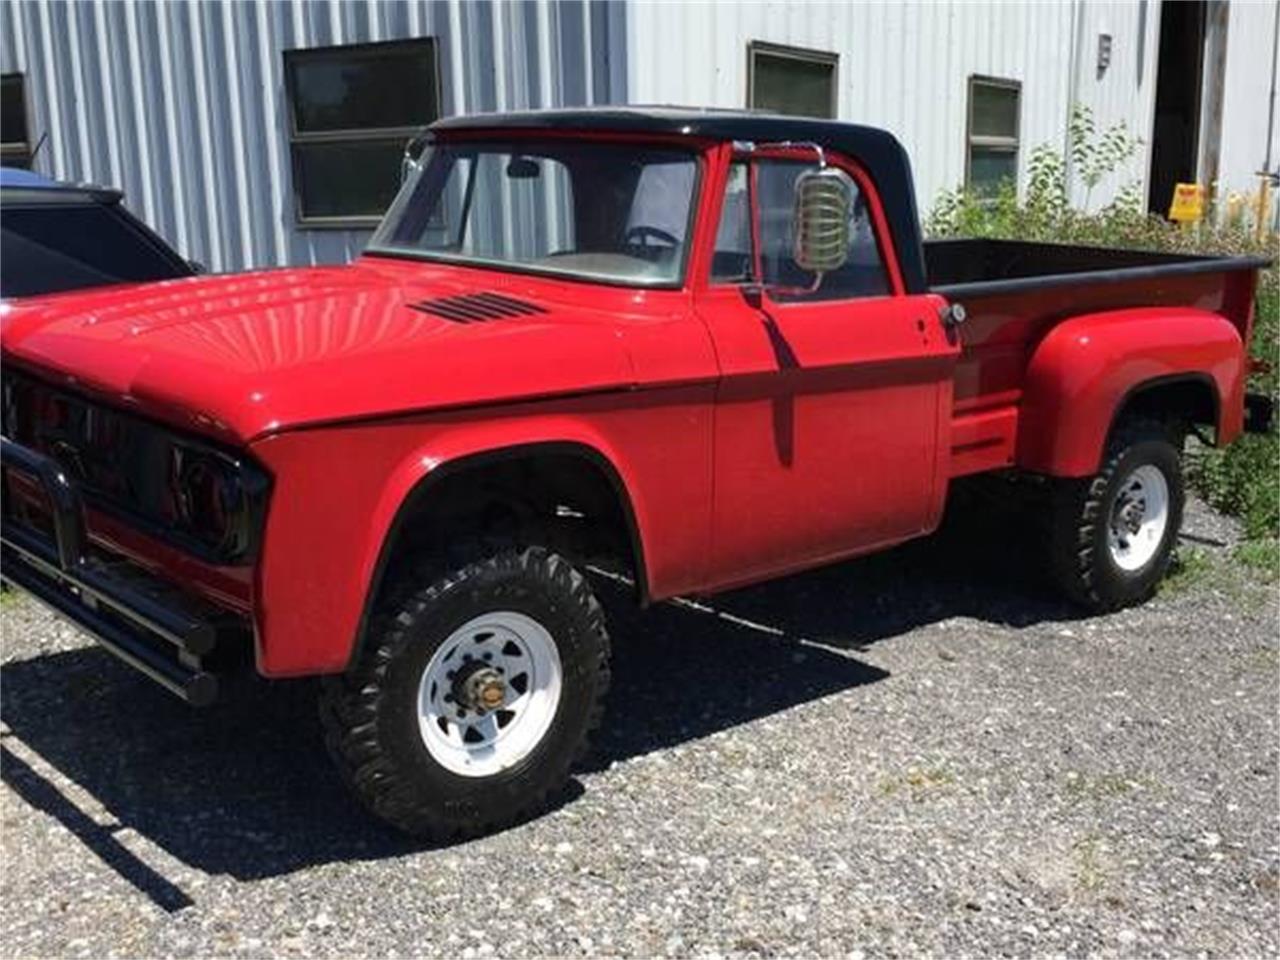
1;108;1271;838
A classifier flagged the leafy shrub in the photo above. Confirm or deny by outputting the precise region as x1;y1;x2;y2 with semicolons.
1235;538;1280;581
1189;433;1278;540
926;106;1279;562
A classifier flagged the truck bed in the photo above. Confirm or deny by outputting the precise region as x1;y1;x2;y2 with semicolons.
922;238;1271;477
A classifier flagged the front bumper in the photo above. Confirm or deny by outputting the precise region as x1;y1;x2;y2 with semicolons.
1;437;244;705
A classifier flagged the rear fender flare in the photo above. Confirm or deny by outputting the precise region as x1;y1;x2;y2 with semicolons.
1015;307;1245;477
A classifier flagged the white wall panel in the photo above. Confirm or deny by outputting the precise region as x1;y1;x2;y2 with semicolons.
1069;0;1162;208
1218;0;1278;213
627;0;1160;215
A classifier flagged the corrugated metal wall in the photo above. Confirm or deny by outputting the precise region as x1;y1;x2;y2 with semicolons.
1219;1;1278;211
0;0;626;271
627;0;1160;215
5;1;1269;273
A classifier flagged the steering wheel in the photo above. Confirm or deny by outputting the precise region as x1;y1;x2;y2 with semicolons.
624;225;680;249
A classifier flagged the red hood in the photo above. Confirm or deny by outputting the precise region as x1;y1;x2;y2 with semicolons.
1;258;661;444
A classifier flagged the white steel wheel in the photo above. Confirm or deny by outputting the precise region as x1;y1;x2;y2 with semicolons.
1106;463;1170;571
416;610;563;778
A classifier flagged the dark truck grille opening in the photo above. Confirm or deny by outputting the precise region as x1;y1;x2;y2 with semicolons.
1;370;268;565
409;292;547;323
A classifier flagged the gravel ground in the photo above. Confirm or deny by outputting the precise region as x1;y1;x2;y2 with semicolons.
1;495;1277;958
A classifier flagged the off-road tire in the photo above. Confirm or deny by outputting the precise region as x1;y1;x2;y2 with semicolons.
320;546;610;839
1048;418;1185;612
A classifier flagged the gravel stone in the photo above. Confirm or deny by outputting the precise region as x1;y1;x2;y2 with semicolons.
1;496;1276;957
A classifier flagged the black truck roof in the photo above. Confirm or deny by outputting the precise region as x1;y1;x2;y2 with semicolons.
432;106;928;293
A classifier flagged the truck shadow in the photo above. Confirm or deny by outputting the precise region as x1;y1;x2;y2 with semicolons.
0;486;1073;894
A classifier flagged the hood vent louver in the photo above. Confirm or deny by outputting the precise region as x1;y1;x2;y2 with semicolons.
409;292;548;323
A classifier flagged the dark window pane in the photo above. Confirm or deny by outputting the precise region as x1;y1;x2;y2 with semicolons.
968;146;1018;196
0;203;187;298
971;82;1019;139
2;74;28;146
295;139;405;219
755;160;887;301
288;40;437;133
751;51;835;119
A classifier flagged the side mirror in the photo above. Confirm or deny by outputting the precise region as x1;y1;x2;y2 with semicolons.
791;166;853;275
401;132;429;184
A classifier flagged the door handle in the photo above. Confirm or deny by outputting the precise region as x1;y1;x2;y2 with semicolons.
938;302;967;327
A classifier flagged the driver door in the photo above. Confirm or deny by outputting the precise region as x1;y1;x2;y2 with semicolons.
698;154;959;589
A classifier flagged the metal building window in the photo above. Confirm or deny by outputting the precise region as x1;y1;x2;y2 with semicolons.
747;42;838;119
284;38;441;227
2;74;31;169
966;76;1021;197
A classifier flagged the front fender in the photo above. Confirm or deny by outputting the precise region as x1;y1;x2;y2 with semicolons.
362;416;651;601
247;400;713;677
1016;307;1245;477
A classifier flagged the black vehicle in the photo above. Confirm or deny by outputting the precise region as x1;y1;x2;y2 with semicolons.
0;167;194;299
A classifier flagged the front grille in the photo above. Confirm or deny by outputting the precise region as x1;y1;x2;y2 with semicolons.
1;369;268;564
409;292;547;323
2;371;158;516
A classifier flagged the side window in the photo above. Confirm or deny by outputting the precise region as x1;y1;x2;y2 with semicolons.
966;76;1020;198
711;162;752;282
747;42;838;119
283;38;441;226
755;160;889;301
1;74;31;169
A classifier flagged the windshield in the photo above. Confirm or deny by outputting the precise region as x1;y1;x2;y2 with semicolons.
1;199;190;298
368;138;699;286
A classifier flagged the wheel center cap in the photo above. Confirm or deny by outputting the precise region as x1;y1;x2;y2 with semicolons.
456;666;506;711
1116;498;1145;534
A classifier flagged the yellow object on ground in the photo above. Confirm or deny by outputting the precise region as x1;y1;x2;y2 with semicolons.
1168;183;1205;223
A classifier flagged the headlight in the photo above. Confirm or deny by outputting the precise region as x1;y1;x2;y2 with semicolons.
167;445;256;559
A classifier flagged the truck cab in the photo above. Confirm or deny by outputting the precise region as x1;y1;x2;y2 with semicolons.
1;108;1270;838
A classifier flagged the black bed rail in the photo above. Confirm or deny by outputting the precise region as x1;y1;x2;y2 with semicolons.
925;237;1272;300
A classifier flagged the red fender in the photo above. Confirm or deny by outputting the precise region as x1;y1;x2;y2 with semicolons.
1016;306;1246;477
248;396;713;676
